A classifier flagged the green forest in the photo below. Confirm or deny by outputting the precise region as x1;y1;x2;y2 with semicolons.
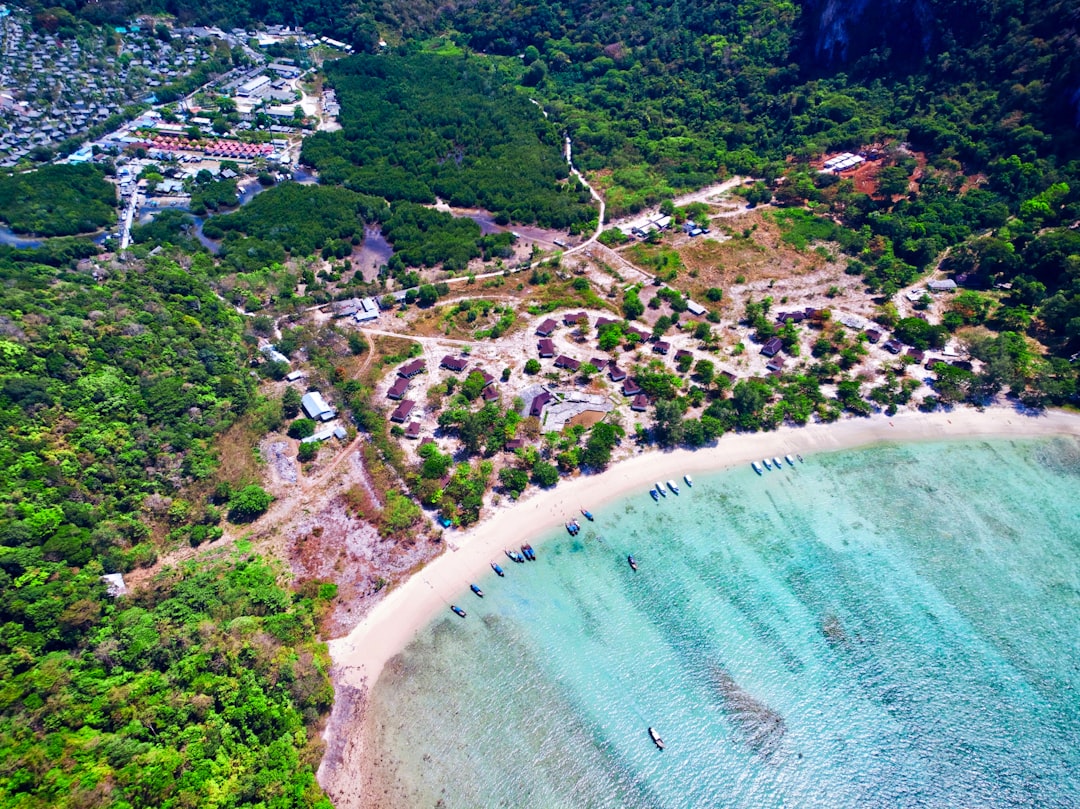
0;554;335;807
0;164;117;236
300;53;596;231
204;181;386;263
0;254;339;805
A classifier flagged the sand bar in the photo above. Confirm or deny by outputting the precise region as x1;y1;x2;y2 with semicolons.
328;405;1080;693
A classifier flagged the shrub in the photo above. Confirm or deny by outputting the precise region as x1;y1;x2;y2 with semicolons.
228;485;273;522
287;418;316;439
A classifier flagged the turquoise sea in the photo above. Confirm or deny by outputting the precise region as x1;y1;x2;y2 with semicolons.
363;437;1080;808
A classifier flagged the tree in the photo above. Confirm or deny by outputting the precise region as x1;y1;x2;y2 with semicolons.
282;386;302;418
461;370;487;401
623;289;644;320
418;284;439;307
694;359;715;386
531;461;559;487
581;421;622;469
288;418;316;439
652;398;685;447
499;466;529;496
525;358;541;374
380;491;421;535
229;485;273;522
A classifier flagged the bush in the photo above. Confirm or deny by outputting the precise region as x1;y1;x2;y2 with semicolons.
228;485;273;522
531;461;559;487
298;441;319;462
524;358;541;374
287;418;316;439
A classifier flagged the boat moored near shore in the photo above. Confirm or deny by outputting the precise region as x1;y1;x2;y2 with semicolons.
785;454;796;467
684;475;693;487
490;562;505;577
450;605;467;618
752;461;763;475
667;480;679;494
628;555;637;571
655;482;666;497
649;727;665;750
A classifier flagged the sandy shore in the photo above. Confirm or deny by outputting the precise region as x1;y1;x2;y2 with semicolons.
319;405;1080;804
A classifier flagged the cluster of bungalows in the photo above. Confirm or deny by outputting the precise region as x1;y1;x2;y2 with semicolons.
821;152;866;173
386;355;501;441
530;313;663;420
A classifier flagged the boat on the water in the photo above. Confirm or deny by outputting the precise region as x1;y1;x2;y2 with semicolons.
451;605;467;618
655;482;666;497
667;479;679;494
628;555;638;571
684;475;693;487
470;584;484;598
762;458;772;470
649;727;665;750
521;543;536;561
506;548;526;563
566;519;581;536
752;461;763;475
773;457;784;469
797;453;804;463
785;454;796;467
581;509;594;521
491;562;505;577
650;488;660;501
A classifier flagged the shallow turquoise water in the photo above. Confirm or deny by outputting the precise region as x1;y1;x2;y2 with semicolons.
365;437;1080;808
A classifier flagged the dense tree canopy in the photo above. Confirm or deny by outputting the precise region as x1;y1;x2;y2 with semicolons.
0;164;116;236
301;53;596;230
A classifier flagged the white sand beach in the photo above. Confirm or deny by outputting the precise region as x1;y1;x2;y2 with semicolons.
328;405;1080;690
318;405;1080;807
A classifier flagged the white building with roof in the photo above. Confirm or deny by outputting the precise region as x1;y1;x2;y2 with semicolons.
301;391;336;421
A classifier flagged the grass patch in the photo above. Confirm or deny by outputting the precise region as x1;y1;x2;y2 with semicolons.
770;208;841;251
625;242;685;281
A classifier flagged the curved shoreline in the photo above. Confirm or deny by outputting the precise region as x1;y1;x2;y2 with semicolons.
327;405;1080;689
319;405;1080;803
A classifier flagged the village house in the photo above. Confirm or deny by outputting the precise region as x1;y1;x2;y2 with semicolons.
529;391;552;418
398;359;425;378
387;377;410;400
390;399;415;423
440;355;468;373
555;355;581;372
608;365;627;383
630;394;649;412
536;318;557;337
760;337;783;357
537;338;555;358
